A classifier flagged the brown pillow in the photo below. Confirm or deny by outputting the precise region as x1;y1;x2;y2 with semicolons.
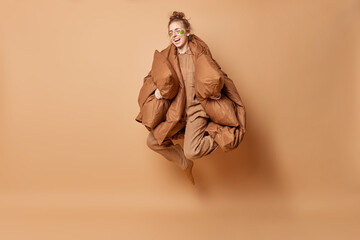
202;95;239;127
205;122;241;152
152;50;179;100
141;94;170;129
195;54;224;99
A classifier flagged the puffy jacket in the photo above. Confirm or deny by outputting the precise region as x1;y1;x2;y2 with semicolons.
135;34;246;152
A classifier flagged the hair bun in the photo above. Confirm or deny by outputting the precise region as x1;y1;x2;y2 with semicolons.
170;11;186;21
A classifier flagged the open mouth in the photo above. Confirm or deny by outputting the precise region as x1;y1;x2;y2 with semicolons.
174;38;181;44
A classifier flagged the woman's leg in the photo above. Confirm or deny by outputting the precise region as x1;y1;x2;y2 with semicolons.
146;131;190;170
183;117;218;160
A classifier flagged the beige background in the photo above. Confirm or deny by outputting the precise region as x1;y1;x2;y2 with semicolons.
1;0;360;239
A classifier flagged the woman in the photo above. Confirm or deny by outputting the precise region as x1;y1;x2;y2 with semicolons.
136;11;246;185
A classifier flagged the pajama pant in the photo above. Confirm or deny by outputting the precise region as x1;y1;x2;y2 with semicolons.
147;116;218;170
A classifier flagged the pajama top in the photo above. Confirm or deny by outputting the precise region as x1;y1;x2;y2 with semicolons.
177;47;209;122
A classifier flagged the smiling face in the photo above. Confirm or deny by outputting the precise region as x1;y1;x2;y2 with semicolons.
168;21;189;49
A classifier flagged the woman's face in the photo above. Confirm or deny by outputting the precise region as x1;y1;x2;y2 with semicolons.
168;21;189;48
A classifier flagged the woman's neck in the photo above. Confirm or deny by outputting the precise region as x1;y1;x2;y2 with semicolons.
177;41;189;54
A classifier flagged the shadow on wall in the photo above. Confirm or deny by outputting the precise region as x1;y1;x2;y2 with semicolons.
193;108;286;196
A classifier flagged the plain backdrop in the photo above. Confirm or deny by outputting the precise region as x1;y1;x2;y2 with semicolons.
1;0;360;239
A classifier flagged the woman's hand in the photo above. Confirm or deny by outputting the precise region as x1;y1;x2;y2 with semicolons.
209;92;221;100
155;88;163;100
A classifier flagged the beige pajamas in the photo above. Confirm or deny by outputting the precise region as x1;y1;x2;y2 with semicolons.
146;47;218;170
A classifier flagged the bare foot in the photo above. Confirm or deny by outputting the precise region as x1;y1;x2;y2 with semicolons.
184;160;195;185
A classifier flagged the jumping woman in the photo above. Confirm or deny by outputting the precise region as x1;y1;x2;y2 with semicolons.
136;11;246;185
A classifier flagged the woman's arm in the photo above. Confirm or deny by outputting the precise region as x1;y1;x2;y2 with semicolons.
209;92;221;100
155;88;163;99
